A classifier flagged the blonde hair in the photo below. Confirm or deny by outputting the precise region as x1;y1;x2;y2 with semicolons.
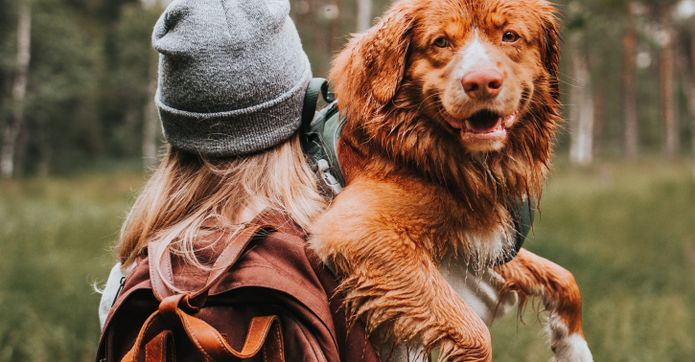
116;135;326;269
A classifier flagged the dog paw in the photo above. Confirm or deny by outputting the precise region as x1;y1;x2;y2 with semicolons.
550;334;593;362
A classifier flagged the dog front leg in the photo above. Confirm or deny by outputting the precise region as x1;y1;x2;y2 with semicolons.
493;249;593;362
313;234;492;362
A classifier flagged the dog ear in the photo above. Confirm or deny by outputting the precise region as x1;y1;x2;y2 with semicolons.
360;3;414;104
538;6;560;102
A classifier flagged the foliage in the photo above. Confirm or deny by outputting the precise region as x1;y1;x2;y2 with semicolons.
1;0;160;175
0;0;693;175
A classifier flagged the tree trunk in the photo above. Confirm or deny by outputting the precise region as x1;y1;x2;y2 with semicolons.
690;25;695;177
659;7;678;158
356;0;372;32
593;81;605;157
623;2;639;159
142;54;159;169
327;0;341;53
569;37;594;166
1;1;31;178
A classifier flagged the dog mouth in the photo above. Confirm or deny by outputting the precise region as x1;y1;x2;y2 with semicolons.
442;109;518;135
439;108;519;151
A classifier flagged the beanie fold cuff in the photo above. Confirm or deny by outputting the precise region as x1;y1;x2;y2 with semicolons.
159;73;309;157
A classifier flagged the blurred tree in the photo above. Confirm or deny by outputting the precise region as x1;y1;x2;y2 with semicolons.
0;0;17;149
356;0;373;32
565;2;595;166
623;1;640;158
691;38;695;176
681;1;695;173
107;2;160;159
141;0;168;169
1;0;31;178
568;35;595;166
23;0;104;174
657;2;678;158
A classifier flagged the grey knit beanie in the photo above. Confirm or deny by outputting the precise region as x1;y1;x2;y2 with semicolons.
152;0;312;157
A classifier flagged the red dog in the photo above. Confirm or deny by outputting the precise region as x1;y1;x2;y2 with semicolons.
310;0;593;361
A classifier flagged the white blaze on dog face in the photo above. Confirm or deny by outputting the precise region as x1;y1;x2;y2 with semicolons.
443;31;521;123
406;0;552;154
456;31;495;75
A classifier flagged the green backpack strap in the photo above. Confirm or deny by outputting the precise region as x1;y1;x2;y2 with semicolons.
301;78;330;128
497;197;536;265
301;78;344;195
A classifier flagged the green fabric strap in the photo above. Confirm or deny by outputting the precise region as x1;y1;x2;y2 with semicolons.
301;78;326;128
301;78;344;193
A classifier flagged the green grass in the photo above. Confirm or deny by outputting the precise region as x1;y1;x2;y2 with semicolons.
0;161;693;361
492;160;695;362
0;172;145;361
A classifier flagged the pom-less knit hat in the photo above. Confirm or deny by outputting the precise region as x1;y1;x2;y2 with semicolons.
152;0;312;157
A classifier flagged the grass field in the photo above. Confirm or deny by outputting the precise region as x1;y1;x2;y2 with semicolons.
1;160;694;361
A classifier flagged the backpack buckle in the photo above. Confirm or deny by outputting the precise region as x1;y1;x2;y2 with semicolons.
317;159;343;195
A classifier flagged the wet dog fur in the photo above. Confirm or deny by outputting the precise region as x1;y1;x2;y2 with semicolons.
309;1;592;360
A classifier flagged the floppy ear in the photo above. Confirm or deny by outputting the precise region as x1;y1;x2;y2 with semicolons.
538;7;560;102
360;3;414;104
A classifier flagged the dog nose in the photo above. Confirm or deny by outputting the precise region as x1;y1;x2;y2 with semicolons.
461;69;504;99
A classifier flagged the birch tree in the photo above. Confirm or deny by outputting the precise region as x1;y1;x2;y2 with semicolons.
565;1;596;166
356;0;373;32
1;0;31;178
568;35;595;166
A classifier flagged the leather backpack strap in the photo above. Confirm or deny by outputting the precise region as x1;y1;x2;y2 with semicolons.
198;223;275;295
187;223;276;305
148;223;275;301
122;295;284;362
148;241;174;301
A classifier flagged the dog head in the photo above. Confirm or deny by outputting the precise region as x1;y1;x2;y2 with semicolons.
331;0;560;210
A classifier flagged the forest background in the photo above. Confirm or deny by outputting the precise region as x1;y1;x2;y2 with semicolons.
1;0;695;174
0;0;694;361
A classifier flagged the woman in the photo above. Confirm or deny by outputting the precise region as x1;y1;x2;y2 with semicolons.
99;1;519;360
98;0;378;360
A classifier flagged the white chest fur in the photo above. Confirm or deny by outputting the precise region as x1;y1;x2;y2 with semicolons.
440;225;519;325
438;262;518;326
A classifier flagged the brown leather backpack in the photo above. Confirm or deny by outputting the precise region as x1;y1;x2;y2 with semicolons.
96;211;379;362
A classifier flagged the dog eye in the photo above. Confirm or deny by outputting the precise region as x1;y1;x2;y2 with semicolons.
502;31;520;43
433;37;450;48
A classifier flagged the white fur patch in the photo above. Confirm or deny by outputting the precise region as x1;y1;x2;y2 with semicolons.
438;266;519;326
548;314;594;362
457;31;495;76
455;223;514;271
550;334;593;362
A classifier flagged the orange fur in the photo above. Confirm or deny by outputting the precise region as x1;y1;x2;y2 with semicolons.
495;249;584;337
310;0;587;360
